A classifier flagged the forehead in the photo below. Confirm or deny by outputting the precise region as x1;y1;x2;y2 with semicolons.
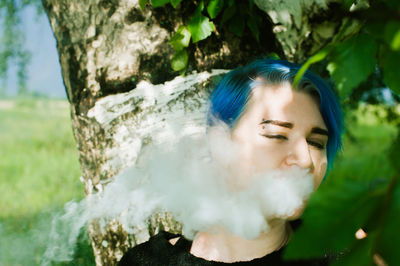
246;83;326;128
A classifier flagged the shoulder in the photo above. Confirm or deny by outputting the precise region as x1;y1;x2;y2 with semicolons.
118;231;181;266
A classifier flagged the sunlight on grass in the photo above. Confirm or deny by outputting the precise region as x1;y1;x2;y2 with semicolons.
0;98;93;265
0;99;83;218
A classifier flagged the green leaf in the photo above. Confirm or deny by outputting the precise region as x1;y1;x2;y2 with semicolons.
150;0;170;7
207;0;224;19
284;179;385;260
170;26;191;51
387;0;400;8
188;1;215;43
196;0;205;11
365;21;385;41
170;0;183;8
247;14;262;42
327;34;377;98
188;16;214;42
220;3;236;25
384;21;400;51
376;179;400;266
268;52;280;59
229;14;245;37
171;49;188;71
342;0;354;10
380;49;400;94
139;0;147;10
248;0;254;11
388;130;400;172
330;236;374;266
293;45;333;89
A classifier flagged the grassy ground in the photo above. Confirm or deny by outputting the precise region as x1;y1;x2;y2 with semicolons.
329;104;398;183
0;98;94;265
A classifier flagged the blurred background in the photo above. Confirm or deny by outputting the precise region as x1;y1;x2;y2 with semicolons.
0;5;94;265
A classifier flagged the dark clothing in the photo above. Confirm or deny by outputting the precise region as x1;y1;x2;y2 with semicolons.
118;220;335;266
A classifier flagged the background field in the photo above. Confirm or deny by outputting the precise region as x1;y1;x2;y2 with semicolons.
0;98;94;265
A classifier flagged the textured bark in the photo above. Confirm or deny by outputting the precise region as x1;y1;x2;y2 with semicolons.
41;0;357;264
254;0;362;61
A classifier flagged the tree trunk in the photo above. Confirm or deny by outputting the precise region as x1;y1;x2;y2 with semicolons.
41;0;356;264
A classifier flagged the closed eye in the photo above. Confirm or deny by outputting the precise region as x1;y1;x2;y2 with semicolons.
260;134;325;149
260;134;288;140
307;140;325;150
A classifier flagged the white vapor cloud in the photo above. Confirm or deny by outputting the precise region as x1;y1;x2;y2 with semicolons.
42;120;314;264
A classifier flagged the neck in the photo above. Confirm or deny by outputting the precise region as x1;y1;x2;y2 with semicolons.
190;219;291;263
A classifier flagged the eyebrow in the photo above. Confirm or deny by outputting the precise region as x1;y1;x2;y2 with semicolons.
311;127;329;136
259;120;293;129
260;119;329;136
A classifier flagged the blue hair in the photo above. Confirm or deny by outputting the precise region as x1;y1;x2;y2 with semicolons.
208;59;344;171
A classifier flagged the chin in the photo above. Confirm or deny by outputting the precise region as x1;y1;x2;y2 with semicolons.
287;205;306;221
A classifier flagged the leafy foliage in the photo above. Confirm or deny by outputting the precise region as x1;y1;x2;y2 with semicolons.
169;26;191;51
376;176;400;265
293;45;333;89
284;179;385;258
139;0;147;10
327;34;377;98
150;0;170;8
295;1;400;100
188;1;215;43
284;103;400;265
291;2;400;255
171;49;188;72
142;0;264;73
247;10;262;42
170;0;183;8
380;49;400;94
207;0;224;19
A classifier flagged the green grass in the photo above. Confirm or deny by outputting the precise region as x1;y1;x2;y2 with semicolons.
328;104;398;183
0;98;94;265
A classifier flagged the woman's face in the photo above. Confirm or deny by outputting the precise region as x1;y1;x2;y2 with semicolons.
230;82;328;191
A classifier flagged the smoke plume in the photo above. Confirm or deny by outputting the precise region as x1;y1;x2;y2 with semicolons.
43;121;314;264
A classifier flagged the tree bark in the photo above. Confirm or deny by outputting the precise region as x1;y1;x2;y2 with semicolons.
41;0;358;264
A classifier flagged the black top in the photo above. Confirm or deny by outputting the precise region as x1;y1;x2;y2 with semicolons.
118;221;335;266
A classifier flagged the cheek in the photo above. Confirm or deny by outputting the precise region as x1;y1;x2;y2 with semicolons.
231;139;284;178
242;144;286;174
312;152;328;190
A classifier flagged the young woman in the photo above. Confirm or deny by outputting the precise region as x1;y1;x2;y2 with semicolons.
118;59;343;265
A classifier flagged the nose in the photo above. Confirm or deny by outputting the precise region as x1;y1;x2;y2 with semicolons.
285;138;314;171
